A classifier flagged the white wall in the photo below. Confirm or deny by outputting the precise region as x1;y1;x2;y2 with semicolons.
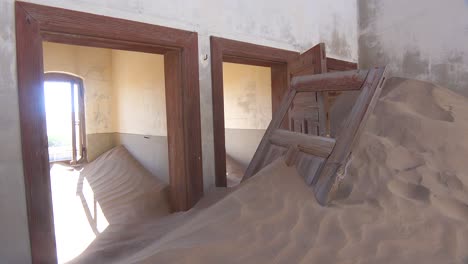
358;0;468;96
0;0;358;262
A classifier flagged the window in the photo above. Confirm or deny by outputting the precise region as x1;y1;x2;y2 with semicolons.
44;72;86;163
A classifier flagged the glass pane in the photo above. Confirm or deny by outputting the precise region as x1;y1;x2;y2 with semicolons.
44;81;73;162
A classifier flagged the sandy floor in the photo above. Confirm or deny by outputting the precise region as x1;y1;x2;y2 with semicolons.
51;147;170;263
70;78;468;264
50;164;109;263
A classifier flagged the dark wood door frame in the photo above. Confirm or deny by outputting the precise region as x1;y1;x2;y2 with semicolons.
15;2;203;263
210;36;299;187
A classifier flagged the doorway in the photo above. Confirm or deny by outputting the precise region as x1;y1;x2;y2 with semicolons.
210;36;299;187
15;2;202;263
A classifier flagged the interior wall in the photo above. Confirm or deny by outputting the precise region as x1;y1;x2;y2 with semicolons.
111;50;169;182
112;50;167;136
223;62;271;168
358;0;468;96
1;1;358;261
42;42;116;161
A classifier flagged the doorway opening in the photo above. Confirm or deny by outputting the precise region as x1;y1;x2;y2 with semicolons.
210;37;299;187
44;73;86;163
42;41;174;262
222;63;272;186
15;2;202;263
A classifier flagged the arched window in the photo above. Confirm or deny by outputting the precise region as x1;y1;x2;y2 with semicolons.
44;72;86;163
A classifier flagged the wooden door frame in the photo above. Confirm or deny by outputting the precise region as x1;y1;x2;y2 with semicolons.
210;36;299;187
15;2;203;263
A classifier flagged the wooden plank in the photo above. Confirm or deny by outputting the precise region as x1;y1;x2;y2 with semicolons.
213;37;300;64
313;67;387;205
291;70;369;92
271;63;289;115
15;4;57;263
243;88;297;180
326;57;358;72
210;37;228;188
289;43;325;76
269;129;335;158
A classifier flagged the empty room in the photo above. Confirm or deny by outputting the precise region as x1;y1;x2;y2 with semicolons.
2;1;468;263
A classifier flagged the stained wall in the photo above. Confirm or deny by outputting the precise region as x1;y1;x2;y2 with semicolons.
358;0;468;96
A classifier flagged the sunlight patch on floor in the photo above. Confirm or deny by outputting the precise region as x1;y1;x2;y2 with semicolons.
50;163;109;263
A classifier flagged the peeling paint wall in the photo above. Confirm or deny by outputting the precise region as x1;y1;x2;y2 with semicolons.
0;0;358;261
358;0;468;96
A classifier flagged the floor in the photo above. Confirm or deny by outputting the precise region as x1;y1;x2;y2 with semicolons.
50;163;109;263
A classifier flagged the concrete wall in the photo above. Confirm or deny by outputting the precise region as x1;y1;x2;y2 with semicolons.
358;0;468;96
0;0;358;262
225;129;265;169
115;133;169;183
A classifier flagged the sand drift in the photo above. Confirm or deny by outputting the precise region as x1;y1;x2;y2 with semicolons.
70;77;468;264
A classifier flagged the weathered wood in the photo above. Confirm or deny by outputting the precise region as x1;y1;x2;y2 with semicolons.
326;57;358;72
210;36;299;186
292;70;369;92
15;4;57;263
242;64;387;207
289;43;325;76
313;67;387;205
284;146;300;167
269;129;335;158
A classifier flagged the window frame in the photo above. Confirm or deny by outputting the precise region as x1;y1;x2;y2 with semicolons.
44;72;87;163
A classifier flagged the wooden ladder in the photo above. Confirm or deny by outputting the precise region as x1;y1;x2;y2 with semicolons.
242;67;387;205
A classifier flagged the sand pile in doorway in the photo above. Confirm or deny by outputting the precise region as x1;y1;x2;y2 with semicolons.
71;78;468;264
80;146;171;224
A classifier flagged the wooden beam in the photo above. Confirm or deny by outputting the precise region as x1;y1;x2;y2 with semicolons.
291;70;369;92
326;57;358;72
269;129;335;158
15;3;57;263
313;67;387;205
289;43;325;76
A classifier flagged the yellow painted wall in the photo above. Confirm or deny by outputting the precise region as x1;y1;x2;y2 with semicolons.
112;50;166;136
43;42;114;134
223;62;272;129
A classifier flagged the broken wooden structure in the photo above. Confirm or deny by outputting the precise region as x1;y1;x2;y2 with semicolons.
242;66;387;205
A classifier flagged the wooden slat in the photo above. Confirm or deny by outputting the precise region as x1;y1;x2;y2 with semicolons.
289;43;325;76
291;70;369;92
269;129;335;158
15;4;57;263
313;67;387;205
326;57;358;72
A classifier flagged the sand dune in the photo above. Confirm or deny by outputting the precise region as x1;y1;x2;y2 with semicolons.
71;77;468;264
